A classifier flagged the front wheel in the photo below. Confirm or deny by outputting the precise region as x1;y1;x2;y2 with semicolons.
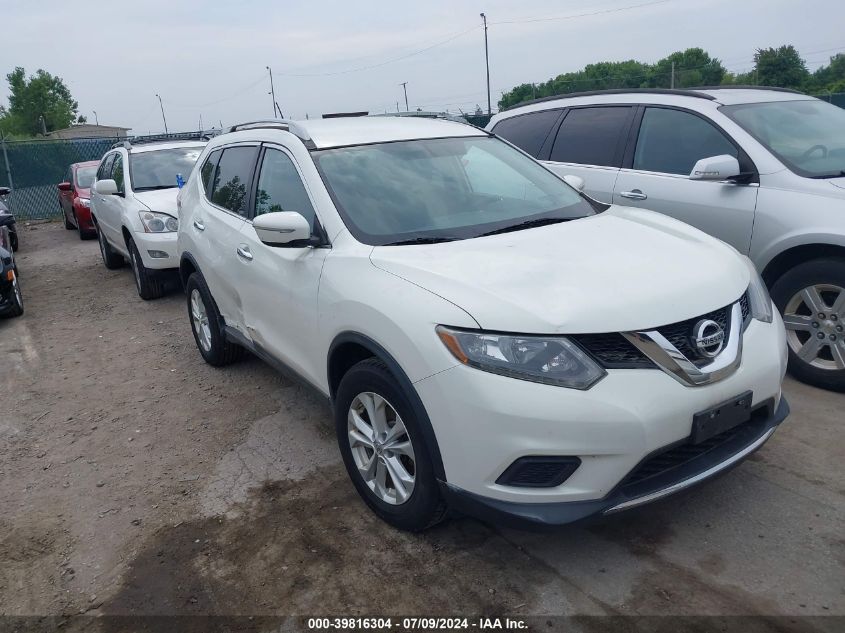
2;270;24;318
128;238;165;300
771;258;845;392
185;273;243;366
335;358;446;531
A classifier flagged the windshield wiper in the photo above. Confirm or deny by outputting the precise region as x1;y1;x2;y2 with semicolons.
809;170;845;179
479;216;573;237
382;236;459;246
133;184;176;192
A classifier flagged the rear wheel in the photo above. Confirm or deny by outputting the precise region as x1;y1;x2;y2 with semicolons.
97;224;124;270
185;272;243;366
128;238;165;300
63;207;74;230
771;258;845;392
3;269;23;318
335;358;446;531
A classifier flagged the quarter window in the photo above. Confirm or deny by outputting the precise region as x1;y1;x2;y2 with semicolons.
208;146;258;216
549;106;633;167
633;107;737;175
200;149;221;196
111;154;125;193
254;148;316;228
492;110;561;158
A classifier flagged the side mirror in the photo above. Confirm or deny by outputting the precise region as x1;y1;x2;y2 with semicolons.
689;155;741;181
0;187;10;196
253;211;313;247
58;181;72;192
94;179;118;195
562;174;585;192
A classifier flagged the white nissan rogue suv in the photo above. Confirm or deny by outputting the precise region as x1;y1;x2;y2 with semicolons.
177;117;788;531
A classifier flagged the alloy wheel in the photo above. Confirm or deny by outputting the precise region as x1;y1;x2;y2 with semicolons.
130;247;142;293
190;289;212;353
783;284;845;371
12;275;22;308
347;392;416;505
98;230;107;261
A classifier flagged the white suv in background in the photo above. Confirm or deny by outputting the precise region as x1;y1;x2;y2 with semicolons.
177;116;788;531
488;87;845;392
91;138;206;299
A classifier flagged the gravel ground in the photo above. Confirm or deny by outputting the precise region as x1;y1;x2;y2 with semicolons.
1;223;843;629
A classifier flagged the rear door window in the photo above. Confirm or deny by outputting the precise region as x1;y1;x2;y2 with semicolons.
633;107;738;175
208;146;258;217
492;110;561;157
549;106;633;167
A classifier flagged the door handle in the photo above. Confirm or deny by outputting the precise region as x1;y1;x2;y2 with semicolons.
619;189;648;200
236;245;253;261
193;219;205;231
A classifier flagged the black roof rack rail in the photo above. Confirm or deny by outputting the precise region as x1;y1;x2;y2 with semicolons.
110;131;216;149
688;85;805;94
503;88;716;111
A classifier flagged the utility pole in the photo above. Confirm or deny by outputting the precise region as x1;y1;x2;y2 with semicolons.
93;110;99;126
670;61;675;89
266;66;278;118
400;82;409;111
275;101;284;118
155;94;168;134
480;12;491;115
199;114;203;131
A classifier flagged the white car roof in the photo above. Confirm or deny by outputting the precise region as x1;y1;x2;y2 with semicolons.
218;116;487;150
128;140;207;154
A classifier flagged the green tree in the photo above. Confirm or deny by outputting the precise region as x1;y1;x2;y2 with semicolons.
648;48;726;88
810;53;845;94
752;45;809;89
4;67;79;136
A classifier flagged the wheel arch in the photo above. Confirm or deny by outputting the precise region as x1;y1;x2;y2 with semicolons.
761;243;845;287
328;331;447;481
179;252;201;289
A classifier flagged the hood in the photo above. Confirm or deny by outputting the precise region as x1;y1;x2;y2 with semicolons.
133;188;180;215
828;177;845;191
370;206;750;334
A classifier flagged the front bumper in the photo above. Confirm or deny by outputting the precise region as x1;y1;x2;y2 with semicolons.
441;396;788;528
414;316;788;524
133;231;178;270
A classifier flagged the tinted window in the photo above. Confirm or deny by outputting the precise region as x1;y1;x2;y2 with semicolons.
130;146;203;191
634;107;737;175
492;110;561;157
550;106;632;167
75;166;97;189
209;146;258;216
313;136;594;246
111;154;125;193
254;149;316;228
200;150;221;196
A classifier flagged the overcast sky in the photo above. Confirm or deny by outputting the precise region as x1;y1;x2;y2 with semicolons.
1;0;843;134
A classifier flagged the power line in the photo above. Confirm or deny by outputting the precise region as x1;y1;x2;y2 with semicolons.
490;0;674;25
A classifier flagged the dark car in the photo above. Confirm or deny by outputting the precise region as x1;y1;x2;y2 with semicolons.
58;161;99;239
0;186;16;252
0;212;23;317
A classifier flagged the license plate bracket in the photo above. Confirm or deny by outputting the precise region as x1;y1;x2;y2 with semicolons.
691;391;753;444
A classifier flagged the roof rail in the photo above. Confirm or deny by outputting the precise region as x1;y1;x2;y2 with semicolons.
688;85;805;94
111;131;216;150
503;88;717;111
227;119;315;148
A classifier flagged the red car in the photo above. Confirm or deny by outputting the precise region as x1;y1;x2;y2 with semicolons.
58;160;99;239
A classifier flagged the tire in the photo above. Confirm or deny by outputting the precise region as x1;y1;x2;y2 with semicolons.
75;213;87;240
2;269;24;318
97;224;124;270
9;231;17;252
128;238;165;300
335;358;447;531
63;208;74;230
770;257;845;392
185;272;244;366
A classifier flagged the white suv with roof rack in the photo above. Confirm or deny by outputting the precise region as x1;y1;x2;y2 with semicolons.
91;137;206;299
176;116;787;531
488;87;845;392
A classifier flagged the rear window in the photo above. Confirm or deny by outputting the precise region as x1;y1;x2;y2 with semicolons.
492;110;561;157
549;106;633;167
75;166;97;189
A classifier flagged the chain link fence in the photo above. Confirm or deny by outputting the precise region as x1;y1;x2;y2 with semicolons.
0;136;118;221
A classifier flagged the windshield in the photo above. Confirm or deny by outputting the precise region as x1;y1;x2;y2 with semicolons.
75;166;97;189
721;100;845;178
312;136;594;245
129;146;203;191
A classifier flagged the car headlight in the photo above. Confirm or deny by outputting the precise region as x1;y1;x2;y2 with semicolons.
436;326;606;389
75;197;91;208
138;211;178;233
743;257;773;323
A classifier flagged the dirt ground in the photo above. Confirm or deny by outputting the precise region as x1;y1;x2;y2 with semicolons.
1;223;843;628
